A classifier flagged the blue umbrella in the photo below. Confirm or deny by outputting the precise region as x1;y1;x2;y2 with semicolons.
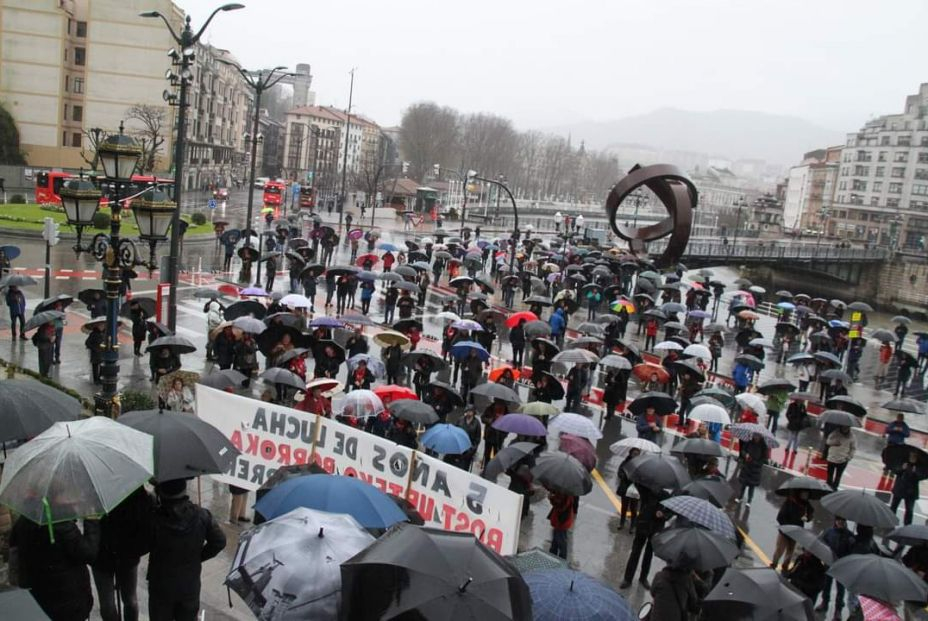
377;242;399;252
420;424;472;454
451;319;484;332
687;309;710;319
523;568;634;621
254;474;408;528
777;302;796;310
828;319;850;329
0;245;21;260
450;340;490;361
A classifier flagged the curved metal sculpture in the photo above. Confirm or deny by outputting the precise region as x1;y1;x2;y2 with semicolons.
605;164;698;269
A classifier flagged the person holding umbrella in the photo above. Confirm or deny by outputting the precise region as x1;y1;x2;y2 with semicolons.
29;320;55;378
565;362;589;412
547;489;577;560
649;564;702;621
9;514;100;620
129;299;149;357
382;341;403;385
461;348;485;403
896;351;917;397
616;447;641;532
603;368;630;426
885;413;911;447
825;425;856;489
213;324;237;371
784;397;808;454
143;479;226;621
233;333;259;387
203;299;222;361
765;388;789;433
816;516;855;615
349;359;375;392
52;299;67;364
736;432;767;506
620;485;667;590
896;320;909;352
302;272;318;313
86;289;106;318
636;405;663;441
6;284;25;340
890;449;926;525
481;399;508;469
770;490;814;570
455;406;481;471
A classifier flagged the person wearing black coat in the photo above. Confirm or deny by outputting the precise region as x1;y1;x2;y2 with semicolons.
88;292;106;318
92;487;153;621
345;331;369;359
233;335;259;385
510;320;526;367
413;358;434;400
85;324;105;384
149;347;180;384
891;456;926;525
736;434;767;505
129;304;148;356
213;327;236;370
784;399;807;453
143;480;226;621
620;486;667;590
460;350;484;403
786;551;827;601
603;369;629;424
649;566;700;621
382;343;403;385
615;450;640;531
387;419;418;449
10;517;100;621
455;407;481;471
771;490;813;570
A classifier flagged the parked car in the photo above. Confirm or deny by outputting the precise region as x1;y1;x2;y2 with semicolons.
213;187;229;200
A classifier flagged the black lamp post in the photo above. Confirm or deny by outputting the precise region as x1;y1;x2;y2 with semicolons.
140;3;244;332
473;175;518;273
731;196;746;247
133;188;177;272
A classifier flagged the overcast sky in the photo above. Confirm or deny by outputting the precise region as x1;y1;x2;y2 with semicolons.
177;0;928;132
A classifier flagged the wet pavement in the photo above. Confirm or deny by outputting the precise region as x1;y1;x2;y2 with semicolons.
0;206;925;619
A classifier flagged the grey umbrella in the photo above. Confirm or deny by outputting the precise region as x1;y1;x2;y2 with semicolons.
820;489;898;528
882;398;927;415
652;526;739;570
704;567;813;621
23;310;65;332
226;507;375;620
0;417;153;524
483;442;540;481
0;379;81;442
0;274;37;288
819;369;852;384
532;452;593;496
887;524;928;547
388;399;439;425
198;369;248;391
825;395;867;417
470;382;522;406
622;453;691;492
523;320;552;339
847;301;874;312
260;368;306;390
147;335;197;355
117;409;240;482
232;316;267;334
775;476;832;500
672;438;725;458
817;409;862;428
681;477;733;507
869;329;897;343
828;554;927;602
778;525;834;565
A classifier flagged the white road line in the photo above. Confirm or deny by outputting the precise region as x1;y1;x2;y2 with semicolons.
55;276;68;280
82;276;96;280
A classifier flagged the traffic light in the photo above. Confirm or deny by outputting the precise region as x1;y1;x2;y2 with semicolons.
43;217;60;246
401;161;409;175
432;163;440;178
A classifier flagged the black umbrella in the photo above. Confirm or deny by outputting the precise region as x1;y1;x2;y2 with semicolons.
145;319;172;337
734;354;764;371
34;293;73;314
628;391;678;416
778;525;834;565
147;335;196;355
524;320;552;339
820;489;898;527
652;526;739;571
825;395;867;417
264;312;303;329
340;523;532;620
622;453;691;492
882;444;928;477
389;399;439;425
119;296;155;318
300;263;326;279
535;371;566;400
482;442;540;481
757;378;797;395
224;300;267;320
198;369;248;391
256;324;305;356
470;382;521;407
819;369;852;384
392;318;424;333
681;476;733;507
775;476;832;500
532;452;593;496
671;358;705;382
117;409;240;482
23;310;65;332
0;379;81;442
402;350;449;372
828;554;927;602
887;524;928;547
672;438;724;458
427;381;464;407
259;367;306;390
312;339;346;365
704;567;813;621
524;295;552;307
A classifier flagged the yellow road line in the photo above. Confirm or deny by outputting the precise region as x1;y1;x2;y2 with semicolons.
591;468;772;566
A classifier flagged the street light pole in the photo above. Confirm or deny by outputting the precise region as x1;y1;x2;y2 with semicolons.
337;68;356;235
731;196;745;247
474;175;518;272
140;3;244;331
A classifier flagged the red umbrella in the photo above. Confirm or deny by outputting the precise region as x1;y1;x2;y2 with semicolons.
558;433;597;471
505;311;538;328
373;384;417;404
218;283;240;297
489;366;521;382
633;363;670;383
355;253;379;267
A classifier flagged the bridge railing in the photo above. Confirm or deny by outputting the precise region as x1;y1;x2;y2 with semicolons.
648;241;889;262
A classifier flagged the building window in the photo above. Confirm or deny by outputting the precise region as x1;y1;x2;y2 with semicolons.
64;75;69;92
887;198;900;208
852;180;867;191
882;136;891;146
76;21;87;37
889;182;904;194
878;151;887;161
875;166;885;177
921;136;928;147
892;167;906;178
913;184;928;196
62;132;67;147
899;136;912;146
894;152;909;163
71;132;81;147
871;197;881;207
63;104;68;120
72;105;82;122
74;47;85;66
73;77;83;94
854;165;869;176
873;181;883;192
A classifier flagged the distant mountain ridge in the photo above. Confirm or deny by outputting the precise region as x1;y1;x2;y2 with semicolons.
548;108;847;165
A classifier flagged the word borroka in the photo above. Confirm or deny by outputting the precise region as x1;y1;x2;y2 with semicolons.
196;385;523;554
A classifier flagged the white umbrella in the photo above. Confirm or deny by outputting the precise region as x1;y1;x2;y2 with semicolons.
654;341;684;352
333;389;384;418
0;417;154;524
688;403;732;426
549;412;603;442
682;344;712;361
436;311;461;322
280;293;311;308
553;349;600;365
610;437;662;458
600;355;633;371
735;392;767;416
232;316;267;334
226;507;374;619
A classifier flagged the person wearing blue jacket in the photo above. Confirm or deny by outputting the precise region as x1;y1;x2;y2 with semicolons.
732;361;752;393
636;406;662;441
549;307;566;348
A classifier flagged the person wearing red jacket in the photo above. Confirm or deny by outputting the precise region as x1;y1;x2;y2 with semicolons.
547;491;577;559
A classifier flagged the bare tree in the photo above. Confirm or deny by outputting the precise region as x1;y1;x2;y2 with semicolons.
79;127;110;171
457;113;519;180
399;102;459;180
126;104;166;173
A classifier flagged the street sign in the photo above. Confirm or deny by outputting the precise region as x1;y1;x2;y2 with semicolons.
208;198;217;210
292;183;301;195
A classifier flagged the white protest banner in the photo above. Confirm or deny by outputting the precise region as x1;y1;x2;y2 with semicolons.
311;415;413;498
196;385;320;491
406;452;523;555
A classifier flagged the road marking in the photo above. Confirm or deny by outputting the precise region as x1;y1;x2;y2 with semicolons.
738;526;772;566
82;276;95;280
55;276;68;280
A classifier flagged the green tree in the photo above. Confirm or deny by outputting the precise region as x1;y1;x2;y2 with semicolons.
0;102;26;165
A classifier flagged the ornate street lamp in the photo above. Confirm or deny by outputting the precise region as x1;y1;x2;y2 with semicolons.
132;187;177;271
58;176;101;253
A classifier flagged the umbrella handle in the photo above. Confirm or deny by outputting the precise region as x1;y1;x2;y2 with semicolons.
42;497;55;543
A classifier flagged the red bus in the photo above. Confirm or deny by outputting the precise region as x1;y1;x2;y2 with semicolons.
263;180;285;207
35;171;74;204
299;185;315;209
